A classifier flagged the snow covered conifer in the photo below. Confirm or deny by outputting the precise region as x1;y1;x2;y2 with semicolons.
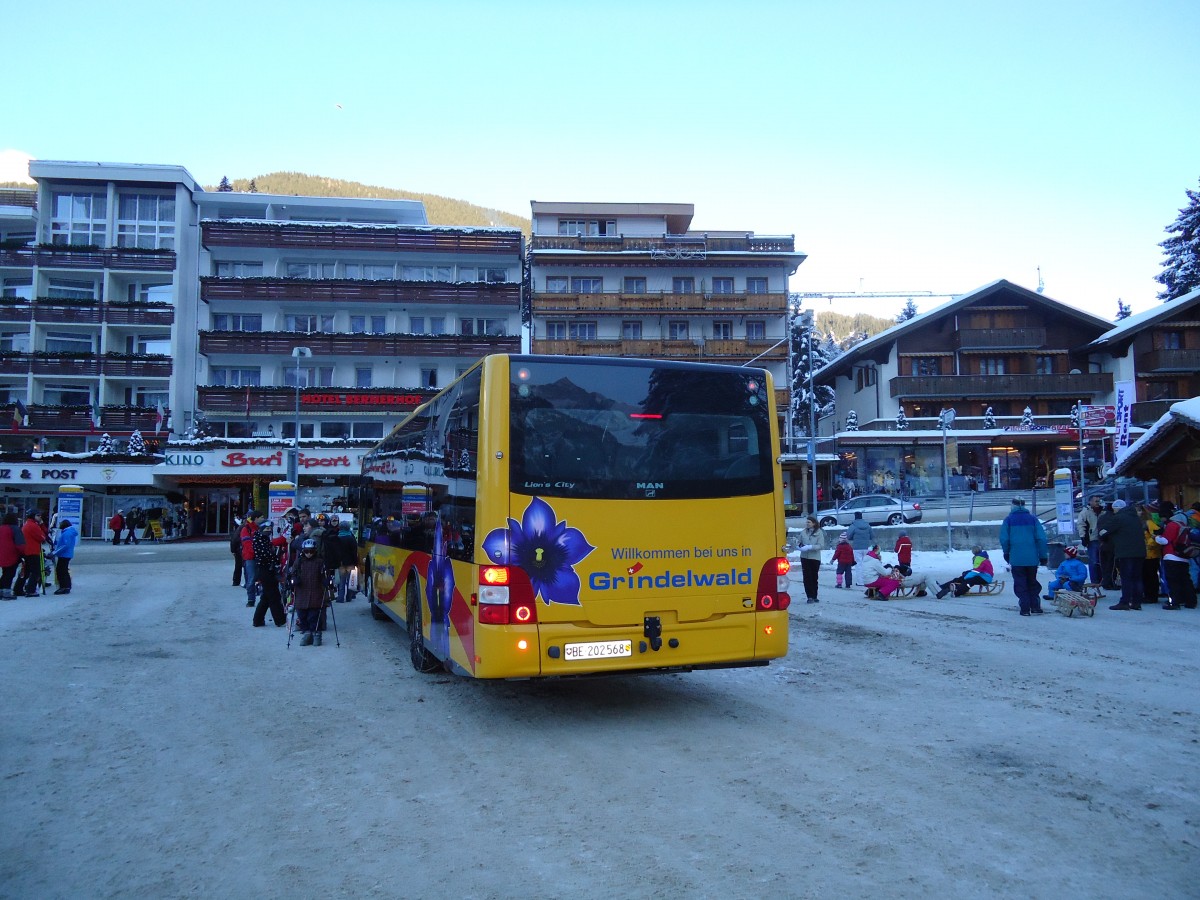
1020;407;1035;428
1155;179;1200;301
844;409;859;432
97;432;115;454
127;429;147;456
983;406;996;429
896;408;909;430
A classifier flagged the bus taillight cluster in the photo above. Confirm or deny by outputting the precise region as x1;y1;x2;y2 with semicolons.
755;557;792;611
477;566;538;625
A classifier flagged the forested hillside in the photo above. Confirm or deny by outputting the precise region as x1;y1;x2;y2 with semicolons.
211;173;530;233
815;310;895;347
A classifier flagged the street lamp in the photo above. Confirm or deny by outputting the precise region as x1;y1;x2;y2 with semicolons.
941;407;956;551
287;346;312;485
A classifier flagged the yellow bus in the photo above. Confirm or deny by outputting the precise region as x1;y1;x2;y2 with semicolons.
359;354;791;678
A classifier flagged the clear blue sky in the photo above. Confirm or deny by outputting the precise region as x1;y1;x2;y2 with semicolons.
5;0;1197;319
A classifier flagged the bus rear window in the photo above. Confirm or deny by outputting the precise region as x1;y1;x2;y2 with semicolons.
510;359;773;500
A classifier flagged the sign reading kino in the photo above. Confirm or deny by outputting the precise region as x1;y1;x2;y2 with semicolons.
160;448;368;474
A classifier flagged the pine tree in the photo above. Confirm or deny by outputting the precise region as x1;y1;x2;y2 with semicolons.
97;432;115;454
896;408;909;430
1155;178;1200;301
127;429;147;455
1116;299;1131;320
789;311;836;441
248;179;259;193
1070;403;1081;429
844;409;859;432
192;413;212;439
896;299;919;322
983;406;996;429
217;176;233;192
1020;406;1035;428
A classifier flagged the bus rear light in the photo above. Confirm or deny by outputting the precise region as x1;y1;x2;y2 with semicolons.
513;603;535;623
775;558;791;576
756;558;791;612
478;567;537;625
759;594;775;609
481;566;510;585
516;639;529;651
764;625;774;636
479;604;510;625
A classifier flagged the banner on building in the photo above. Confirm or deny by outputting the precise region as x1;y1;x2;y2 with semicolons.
1114;381;1135;463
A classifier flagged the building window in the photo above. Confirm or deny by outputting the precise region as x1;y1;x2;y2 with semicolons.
1035;355;1054;375
116;192;176;250
215;261;263;277
712;321;732;340
712;277;734;294
570;276;603;293
280;422;316;440
668;320;689;340
355;422;384;440
349;315;387;334
546;321;567;340
569;322;597;340
42;383;92;405
132;388;169;407
286;262;336;279
980;357;1006;375
128;335;171;355
672;277;695;294
746;320;766;340
460;318;507;336
2;278;33;299
558;219;616;236
854;366;877;392
346;263;396;280
401;265;452;282
558;220;585;235
44;331;94;354
51;191;107;246
545;276;569;292
285;314;334;334
284;366;334;388
1159;331;1182;350
430;316;446;334
458;267;508;283
622;321;642;340
212;313;262;331
210;367;261;387
746;277;768;294
47;278;98;300
126;281;172;303
355;367;372;388
910;357;941;376
0;331;30;353
623;276;647;294
421;367;438;389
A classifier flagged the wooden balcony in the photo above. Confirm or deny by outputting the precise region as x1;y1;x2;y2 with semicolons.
530;337;786;362
530;234;796;254
102;356;173;378
1136;348;1200;373
30;304;102;324
890;372;1113;399
0;354;170;377
1131;399;1178;428
0;302;173;326
103;304;174;326
200;276;519;306
26;405;94;431
0;305;32;323
31;355;101;376
99;405;163;432
197;386;436;414
201;222;523;255
956;327;1046;349
199;331;518;358
0;247;176;271
532;291;788;314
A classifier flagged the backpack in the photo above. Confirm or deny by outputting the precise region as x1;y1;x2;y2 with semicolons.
1175;524;1200;559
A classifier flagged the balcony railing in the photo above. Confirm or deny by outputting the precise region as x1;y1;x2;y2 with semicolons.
890;372;1113;399
1130;399;1180;428
15;405;163;433
199;331;518;358
530;234;796;254
956;327;1046;349
0;247;176;271
0;353;171;378
1136;348;1200;373
200;276;519;306
197;386;437;415
201;222;523;255
532;291;788;314
530;337;787;361
99;405;164;432
0;301;174;326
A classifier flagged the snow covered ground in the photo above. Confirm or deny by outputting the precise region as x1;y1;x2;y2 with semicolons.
0;541;1196;898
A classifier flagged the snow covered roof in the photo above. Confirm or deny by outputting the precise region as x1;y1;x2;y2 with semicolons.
1113;395;1200;474
813;279;1111;381
1087;285;1200;350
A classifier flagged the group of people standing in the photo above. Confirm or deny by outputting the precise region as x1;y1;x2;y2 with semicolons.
0;509;76;598
231;508;359;646
1077;495;1199;611
793;511;933;602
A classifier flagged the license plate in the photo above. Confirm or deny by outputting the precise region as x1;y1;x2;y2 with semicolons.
563;640;632;661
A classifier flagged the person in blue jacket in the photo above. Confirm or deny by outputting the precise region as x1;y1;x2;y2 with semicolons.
52;517;78;595
999;496;1048;616
1043;544;1088;601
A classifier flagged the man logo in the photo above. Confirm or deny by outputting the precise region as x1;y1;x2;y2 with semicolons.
636;482;664;490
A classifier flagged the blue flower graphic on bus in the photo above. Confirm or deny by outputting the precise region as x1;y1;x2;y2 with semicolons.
425;517;455;657
481;497;595;606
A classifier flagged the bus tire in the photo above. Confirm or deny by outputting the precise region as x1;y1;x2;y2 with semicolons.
406;576;441;673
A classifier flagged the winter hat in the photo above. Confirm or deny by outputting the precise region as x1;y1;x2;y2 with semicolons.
838;531;849;541
1112;499;1127;510
1010;497;1026;506
1064;546;1079;558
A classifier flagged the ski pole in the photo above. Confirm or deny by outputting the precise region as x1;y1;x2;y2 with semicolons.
325;576;340;648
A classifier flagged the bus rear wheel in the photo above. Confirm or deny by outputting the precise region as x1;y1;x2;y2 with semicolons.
406;576;441;673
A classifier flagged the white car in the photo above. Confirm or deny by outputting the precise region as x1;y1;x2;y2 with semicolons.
814;494;922;528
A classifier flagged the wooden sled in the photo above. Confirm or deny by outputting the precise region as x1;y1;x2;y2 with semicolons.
969;580;1005;595
1052;589;1097;617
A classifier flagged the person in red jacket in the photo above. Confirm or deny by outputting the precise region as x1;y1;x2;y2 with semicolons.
108;510;124;545
240;510;261;607
18;509;48;596
0;510;27;599
893;531;913;576
831;531;857;587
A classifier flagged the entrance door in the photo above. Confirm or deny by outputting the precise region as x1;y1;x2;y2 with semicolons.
189;488;242;536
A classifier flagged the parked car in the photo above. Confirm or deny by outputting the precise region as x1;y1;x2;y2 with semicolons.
814;494;922;528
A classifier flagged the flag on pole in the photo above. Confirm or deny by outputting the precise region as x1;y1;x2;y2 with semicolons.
90;405;101;433
155;402;165;434
11;399;27;432
245;385;251;418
